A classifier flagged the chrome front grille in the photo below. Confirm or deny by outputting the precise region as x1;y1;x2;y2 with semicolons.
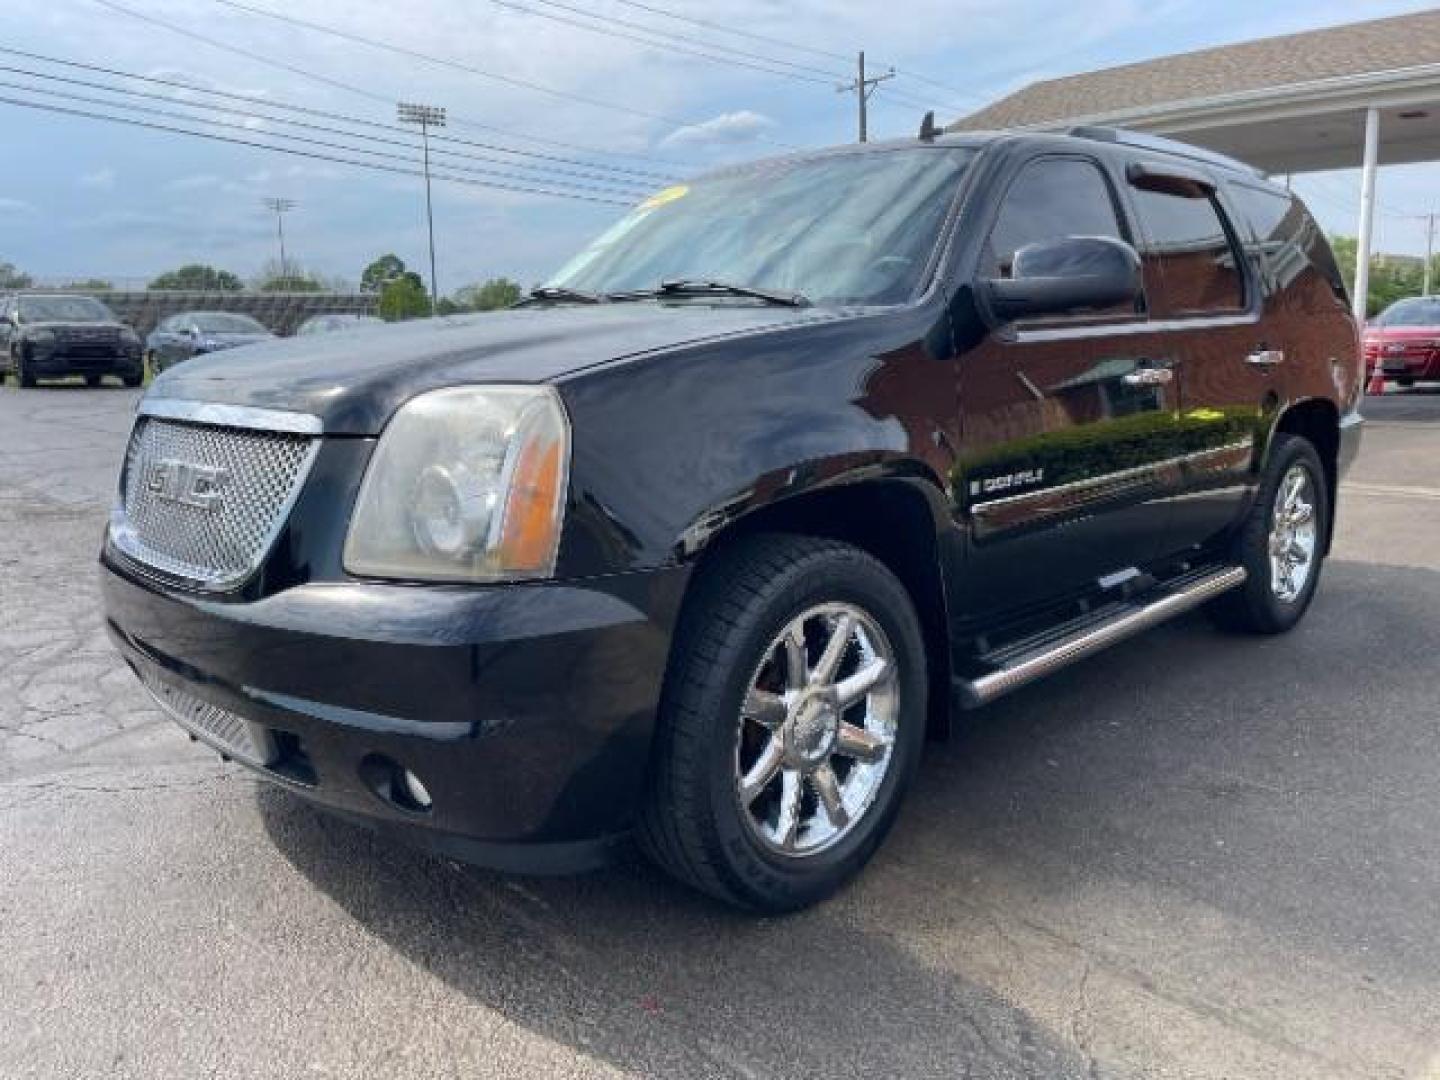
111;413;319;590
135;665;276;767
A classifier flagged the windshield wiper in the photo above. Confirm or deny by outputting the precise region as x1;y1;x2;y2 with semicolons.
655;278;811;308
520;285;607;305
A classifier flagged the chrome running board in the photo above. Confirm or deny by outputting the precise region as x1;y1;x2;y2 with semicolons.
953;566;1247;709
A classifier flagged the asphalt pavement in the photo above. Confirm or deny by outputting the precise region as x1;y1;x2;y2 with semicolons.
2;381;1438;1079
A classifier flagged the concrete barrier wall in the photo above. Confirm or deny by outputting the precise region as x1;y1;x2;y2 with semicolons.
14;290;378;336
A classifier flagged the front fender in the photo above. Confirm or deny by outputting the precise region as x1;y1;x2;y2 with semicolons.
554;304;958;576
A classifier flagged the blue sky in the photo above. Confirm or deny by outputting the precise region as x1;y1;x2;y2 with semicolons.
5;0;1440;295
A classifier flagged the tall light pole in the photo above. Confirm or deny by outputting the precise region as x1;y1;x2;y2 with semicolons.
262;197;296;281
397;101;445;313
1424;211;1436;296
837;52;894;143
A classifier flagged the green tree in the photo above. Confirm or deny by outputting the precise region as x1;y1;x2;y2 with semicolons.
361;254;408;293
452;277;523;312
0;261;32;289
149;264;244;291
63;278;113;291
377;272;432;321
255;259;324;292
1329;234;1435;318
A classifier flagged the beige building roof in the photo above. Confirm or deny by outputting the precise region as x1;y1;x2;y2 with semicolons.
949;8;1440;131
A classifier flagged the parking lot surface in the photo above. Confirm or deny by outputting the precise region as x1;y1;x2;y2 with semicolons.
2;382;1439;1079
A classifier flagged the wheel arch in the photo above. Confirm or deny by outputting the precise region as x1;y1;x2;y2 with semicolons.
680;474;956;740
1270;396;1340;553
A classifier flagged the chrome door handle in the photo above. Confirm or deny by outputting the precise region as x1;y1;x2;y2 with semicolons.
1246;348;1285;367
1122;367;1174;386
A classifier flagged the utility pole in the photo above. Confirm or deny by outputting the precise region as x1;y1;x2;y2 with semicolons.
397;102;446;313
262;197;296;281
1425;212;1436;296
836;51;894;143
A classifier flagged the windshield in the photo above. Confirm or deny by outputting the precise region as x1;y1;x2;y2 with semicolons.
547;147;974;306
1376;299;1440;327
18;296;115;323
194;313;267;334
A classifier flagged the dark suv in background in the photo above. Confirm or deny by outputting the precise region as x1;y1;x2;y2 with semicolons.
1;294;144;387
101;127;1362;912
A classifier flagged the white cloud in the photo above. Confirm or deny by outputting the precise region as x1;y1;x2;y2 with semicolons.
0;197;35;214
164;174;223;192
661;110;776;148
78;167;116;191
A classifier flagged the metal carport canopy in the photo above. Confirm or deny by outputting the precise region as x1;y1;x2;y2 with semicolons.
947;9;1440;321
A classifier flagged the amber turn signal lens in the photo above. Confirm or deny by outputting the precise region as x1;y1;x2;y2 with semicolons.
499;435;565;574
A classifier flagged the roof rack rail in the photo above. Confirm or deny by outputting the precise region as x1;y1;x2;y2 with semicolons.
1067;126;1265;179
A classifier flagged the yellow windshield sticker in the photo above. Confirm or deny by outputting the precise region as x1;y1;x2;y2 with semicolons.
638;184;689;210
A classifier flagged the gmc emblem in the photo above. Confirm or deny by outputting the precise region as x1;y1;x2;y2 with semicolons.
146;459;230;512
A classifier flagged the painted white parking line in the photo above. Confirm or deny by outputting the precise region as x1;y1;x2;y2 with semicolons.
1342;481;1440;502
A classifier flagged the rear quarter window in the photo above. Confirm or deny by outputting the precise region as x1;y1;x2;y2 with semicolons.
1130;184;1245;317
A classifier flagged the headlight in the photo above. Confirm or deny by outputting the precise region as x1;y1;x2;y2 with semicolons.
343;386;570;582
120;327;141;345
28;329;56;346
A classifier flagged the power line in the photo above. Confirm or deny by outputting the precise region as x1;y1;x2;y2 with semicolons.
0;60;655;192
494;0;972;114
602;0;853;64
495;0;844;82
86;0;692;168
0;91;633;205
0;48;675;183
1;78;648;200
192;0;805;149
597;0;985;105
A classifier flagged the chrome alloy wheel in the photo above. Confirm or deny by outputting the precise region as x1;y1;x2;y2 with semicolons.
734;603;899;857
1269;463;1318;603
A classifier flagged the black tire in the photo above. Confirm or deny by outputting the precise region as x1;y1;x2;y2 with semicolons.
1397;377;1416;388
639;533;927;912
17;348;35;388
122;372;143;388
1208;434;1329;635
85;374;103;388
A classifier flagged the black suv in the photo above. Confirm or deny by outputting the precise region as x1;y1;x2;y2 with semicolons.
101;127;1363;912
2;294;144;387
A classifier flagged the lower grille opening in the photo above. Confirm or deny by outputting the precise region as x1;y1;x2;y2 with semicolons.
270;731;317;786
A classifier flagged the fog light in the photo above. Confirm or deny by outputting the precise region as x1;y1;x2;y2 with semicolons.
400;768;433;810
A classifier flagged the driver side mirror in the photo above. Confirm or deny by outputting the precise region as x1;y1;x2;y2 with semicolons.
983;236;1142;323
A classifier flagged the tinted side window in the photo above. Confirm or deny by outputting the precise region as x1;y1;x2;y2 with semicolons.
1131;186;1244;316
984;157;1127;280
1230;183;1305;291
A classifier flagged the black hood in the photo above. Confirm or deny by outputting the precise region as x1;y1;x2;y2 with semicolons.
147;303;849;434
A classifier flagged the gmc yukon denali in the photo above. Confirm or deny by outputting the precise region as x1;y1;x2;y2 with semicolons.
101;127;1363;912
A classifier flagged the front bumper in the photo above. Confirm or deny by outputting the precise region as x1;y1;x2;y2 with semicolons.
1338;409;1363;480
1369;351;1440;379
29;345;143;375
101;556;689;872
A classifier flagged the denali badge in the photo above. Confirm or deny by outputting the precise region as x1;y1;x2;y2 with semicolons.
146;459;231;512
969;467;1045;498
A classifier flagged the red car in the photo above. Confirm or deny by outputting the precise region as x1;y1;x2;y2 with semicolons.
1364;297;1440;386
